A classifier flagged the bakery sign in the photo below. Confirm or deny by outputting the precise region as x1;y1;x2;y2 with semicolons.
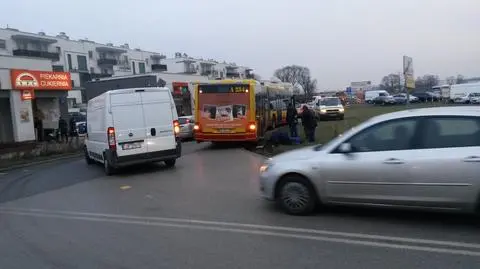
10;69;72;91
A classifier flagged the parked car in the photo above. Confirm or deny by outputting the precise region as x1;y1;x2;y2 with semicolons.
373;93;396;105
399;93;419;103
470;93;480;104
413;92;439;102
178;115;195;140
84;87;182;175
259;106;480;215
454;92;480;104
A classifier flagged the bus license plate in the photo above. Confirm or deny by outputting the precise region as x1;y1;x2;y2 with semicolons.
122;142;142;150
218;129;232;133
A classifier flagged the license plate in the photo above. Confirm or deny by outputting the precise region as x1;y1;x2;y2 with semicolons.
121;142;142;150
218;128;232;133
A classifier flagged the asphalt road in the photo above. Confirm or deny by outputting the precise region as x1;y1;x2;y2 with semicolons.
1;141;479;269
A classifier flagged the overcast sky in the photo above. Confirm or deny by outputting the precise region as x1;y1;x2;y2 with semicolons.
2;0;479;89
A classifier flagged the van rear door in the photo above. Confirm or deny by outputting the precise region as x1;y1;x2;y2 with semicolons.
110;91;148;157
140;89;177;152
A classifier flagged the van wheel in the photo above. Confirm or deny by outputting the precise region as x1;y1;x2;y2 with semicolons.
164;159;176;168
103;154;115;176
84;147;94;165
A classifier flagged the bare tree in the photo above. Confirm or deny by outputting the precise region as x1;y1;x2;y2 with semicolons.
415;74;439;90
446;76;456;85
274;65;316;98
456;74;466;84
379;73;401;93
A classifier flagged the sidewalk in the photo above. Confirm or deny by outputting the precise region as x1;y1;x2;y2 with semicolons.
0;138;85;172
0;152;83;172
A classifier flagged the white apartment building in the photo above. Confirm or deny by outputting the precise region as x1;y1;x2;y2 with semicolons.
0;27;253;107
161;52;253;80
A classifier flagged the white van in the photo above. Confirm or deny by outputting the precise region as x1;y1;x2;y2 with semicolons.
84;87;181;175
365;90;389;103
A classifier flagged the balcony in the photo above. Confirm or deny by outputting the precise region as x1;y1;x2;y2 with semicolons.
201;70;212;76
226;72;240;78
151;64;167;72
97;58;118;65
13;49;60;61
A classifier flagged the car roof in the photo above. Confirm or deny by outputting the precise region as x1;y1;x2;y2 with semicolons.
370;106;480;124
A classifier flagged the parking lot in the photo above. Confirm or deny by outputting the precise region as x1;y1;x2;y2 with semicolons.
1;140;480;269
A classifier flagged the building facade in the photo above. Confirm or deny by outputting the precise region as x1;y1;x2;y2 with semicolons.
0;27;253;110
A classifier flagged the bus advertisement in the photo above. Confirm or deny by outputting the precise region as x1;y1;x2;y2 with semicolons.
193;79;292;143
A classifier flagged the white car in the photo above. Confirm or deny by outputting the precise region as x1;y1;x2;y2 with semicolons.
469;93;480;104
84;87;182;175
259;106;480;215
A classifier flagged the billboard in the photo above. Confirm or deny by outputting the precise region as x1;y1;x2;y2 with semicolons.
403;56;415;89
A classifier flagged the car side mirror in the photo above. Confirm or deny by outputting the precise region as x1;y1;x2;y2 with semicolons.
338;143;352;154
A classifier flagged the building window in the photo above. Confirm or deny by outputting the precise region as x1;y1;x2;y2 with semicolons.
67;54;73;70
56;46;61;53
71;80;75;87
139;62;146;74
90;67;95;74
0;39;6;49
88;51;93;59
132;62;136;74
77;55;88;71
52;65;64;72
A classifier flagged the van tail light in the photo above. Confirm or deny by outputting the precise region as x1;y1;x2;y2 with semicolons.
173;120;180;136
248;122;256;132
107;127;116;150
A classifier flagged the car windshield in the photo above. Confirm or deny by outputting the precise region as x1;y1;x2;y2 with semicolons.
320;98;340;106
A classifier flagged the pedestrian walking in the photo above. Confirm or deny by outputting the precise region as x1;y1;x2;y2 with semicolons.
286;103;298;137
58;117;68;143
300;105;316;143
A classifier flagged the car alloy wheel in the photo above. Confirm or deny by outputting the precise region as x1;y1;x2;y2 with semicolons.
279;180;316;215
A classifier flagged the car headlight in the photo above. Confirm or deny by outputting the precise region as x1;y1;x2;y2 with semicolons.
339;108;344;113
259;163;272;173
320;109;327;113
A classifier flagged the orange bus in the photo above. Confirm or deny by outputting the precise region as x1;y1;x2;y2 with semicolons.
193;79;292;143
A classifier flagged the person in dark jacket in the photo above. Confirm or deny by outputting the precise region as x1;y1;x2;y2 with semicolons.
69;117;77;138
300;105;316;143
58;117;68;143
286;103;298;137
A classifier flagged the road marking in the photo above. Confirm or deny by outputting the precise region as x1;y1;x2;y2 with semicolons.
0;172;7;176
1;207;480;256
120;185;131;190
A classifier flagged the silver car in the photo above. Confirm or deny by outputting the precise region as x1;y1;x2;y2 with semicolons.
178;116;195;140
259;106;480;215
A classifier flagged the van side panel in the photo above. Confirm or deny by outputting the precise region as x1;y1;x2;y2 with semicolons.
140;90;177;152
110;92;148;157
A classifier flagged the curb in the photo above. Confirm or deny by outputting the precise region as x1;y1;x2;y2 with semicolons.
0;153;83;172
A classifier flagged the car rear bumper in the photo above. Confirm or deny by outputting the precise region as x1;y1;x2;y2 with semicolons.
195;132;257;142
106;141;181;168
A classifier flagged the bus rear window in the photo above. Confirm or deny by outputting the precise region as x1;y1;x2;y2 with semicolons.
199;84;249;93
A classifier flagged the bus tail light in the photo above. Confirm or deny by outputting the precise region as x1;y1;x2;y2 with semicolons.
107;127;116;151
173;120;180;136
248;122;256;132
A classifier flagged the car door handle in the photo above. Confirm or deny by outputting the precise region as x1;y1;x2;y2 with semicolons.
383;158;404;164
463;156;480;162
150;128;156;136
